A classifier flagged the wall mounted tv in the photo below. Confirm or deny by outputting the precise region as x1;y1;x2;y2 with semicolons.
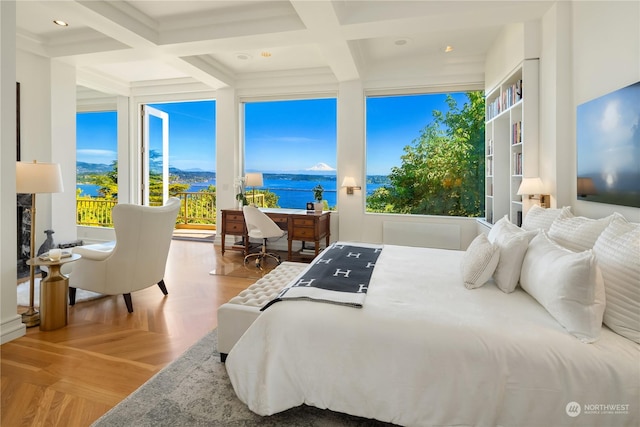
576;81;640;208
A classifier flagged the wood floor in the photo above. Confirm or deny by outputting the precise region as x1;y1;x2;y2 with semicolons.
1;239;281;427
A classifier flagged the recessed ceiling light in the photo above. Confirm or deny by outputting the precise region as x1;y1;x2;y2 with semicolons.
394;38;411;46
444;45;454;53
236;53;251;61
53;20;69;27
260;51;272;58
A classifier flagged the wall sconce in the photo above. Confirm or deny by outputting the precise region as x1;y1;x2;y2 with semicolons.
341;176;361;195
517;177;549;208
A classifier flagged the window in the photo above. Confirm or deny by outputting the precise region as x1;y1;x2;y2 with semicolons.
365;91;485;217
76;111;118;226
243;98;337;209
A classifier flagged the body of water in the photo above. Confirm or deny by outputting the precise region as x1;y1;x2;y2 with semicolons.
78;175;386;209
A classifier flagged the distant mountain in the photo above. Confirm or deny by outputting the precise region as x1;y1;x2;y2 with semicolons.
170;167;215;183
77;162;113;174
306;162;335;172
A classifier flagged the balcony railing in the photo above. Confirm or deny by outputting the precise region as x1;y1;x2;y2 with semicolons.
77;198;118;227
76;191;218;229
245;193;265;207
175;192;216;229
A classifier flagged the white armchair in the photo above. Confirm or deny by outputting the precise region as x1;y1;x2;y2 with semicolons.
69;198;181;313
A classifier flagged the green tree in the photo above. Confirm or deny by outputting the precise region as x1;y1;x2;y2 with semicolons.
367;91;485;217
86;160;118;199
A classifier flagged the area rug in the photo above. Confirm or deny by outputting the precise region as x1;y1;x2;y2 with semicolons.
92;329;394;427
17;279;104;307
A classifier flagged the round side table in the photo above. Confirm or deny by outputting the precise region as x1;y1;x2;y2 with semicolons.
27;254;81;331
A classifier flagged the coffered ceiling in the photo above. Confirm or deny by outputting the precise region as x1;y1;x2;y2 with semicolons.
15;0;554;96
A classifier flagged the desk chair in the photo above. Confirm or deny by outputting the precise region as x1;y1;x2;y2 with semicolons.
243;205;286;268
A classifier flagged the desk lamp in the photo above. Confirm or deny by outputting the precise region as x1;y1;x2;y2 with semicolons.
245;173;264;207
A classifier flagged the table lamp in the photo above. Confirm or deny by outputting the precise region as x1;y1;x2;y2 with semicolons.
16;160;64;327
245;172;264;207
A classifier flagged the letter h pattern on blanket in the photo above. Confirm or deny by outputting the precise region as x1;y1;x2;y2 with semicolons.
261;243;383;310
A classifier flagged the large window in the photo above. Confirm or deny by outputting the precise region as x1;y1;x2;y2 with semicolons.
366;91;485;217
244;98;337;209
76;111;118;226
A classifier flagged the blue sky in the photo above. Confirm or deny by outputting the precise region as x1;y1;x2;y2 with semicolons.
366;92;467;175
77;93;469;176
245;98;337;173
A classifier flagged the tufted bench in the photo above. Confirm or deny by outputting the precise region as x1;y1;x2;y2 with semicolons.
217;261;307;362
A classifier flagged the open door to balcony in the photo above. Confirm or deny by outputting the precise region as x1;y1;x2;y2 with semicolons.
141;105;169;206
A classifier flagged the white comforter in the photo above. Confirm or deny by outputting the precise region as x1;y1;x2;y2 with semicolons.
226;244;639;427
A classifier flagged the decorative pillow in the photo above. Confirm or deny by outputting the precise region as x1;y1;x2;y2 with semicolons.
549;213;621;252
520;232;605;343
521;205;572;232
487;215;537;293
461;234;500;290
593;217;640;343
487;215;524;242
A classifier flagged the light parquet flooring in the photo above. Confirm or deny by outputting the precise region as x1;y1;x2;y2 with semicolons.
1;239;278;427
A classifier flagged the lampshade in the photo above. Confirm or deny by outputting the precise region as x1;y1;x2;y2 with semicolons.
16;161;64;194
245;172;263;187
341;176;357;188
517;177;544;195
577;177;597;196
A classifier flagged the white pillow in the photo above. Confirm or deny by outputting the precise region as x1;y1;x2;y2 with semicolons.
487;215;524;242
521;205;572;232
549;213;620;252
520;232;606;343
487;215;537;293
461;234;500;290
593;216;640;343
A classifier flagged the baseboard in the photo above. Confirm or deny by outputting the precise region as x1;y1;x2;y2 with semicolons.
1;314;26;344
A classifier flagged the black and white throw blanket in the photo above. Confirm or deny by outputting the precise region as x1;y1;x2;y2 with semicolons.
261;242;383;310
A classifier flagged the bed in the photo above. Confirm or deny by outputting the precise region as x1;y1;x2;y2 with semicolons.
225;210;639;427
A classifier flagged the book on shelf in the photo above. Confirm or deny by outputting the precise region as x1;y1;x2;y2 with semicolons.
486;97;501;120
486;158;493;176
512;152;522;175
486;139;494;155
512;121;522;144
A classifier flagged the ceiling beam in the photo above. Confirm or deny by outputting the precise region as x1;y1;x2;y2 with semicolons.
290;1;361;82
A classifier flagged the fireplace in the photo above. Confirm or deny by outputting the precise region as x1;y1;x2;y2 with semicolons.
17;194;31;279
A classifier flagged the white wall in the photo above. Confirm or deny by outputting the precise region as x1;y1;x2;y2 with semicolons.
16;51;57;248
494;1;640;223
50;60;78;244
569;1;640;221
0;0;25;344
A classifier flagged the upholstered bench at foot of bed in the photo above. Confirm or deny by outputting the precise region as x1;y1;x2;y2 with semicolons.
217;261;307;362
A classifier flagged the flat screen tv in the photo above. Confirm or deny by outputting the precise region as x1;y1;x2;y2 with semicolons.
576;81;640;208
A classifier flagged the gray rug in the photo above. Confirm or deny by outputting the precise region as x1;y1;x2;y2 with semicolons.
92;330;394;427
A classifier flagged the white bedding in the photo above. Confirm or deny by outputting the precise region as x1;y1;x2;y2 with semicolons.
226;244;639;427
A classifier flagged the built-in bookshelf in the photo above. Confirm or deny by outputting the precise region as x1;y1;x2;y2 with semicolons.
484;59;539;226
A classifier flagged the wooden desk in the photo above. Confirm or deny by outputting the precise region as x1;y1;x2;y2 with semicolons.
220;208;330;261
